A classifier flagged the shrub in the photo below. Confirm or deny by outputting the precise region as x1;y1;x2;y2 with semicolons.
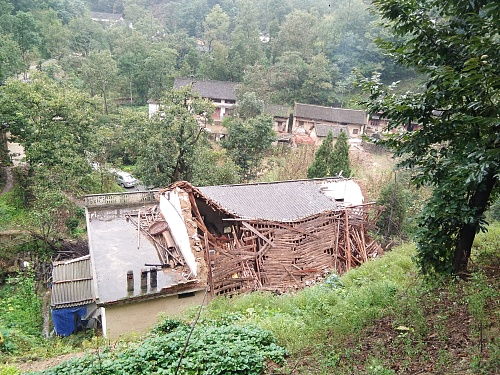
151;318;186;334
376;179;412;241
33;324;286;375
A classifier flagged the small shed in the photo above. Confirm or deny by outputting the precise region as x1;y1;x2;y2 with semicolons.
51;255;97;336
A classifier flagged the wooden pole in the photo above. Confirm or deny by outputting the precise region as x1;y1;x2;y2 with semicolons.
204;231;214;296
345;209;351;271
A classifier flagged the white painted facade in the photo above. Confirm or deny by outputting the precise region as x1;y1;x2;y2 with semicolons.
6;132;26;166
319;179;364;206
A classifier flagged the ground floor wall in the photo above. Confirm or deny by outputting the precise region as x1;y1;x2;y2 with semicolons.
103;289;207;339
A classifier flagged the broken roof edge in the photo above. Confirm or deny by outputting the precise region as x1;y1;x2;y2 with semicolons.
53;254;90;266
162;179;372;224
83;190;160;208
97;280;205;307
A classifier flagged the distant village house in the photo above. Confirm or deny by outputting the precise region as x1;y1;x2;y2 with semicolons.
292;103;367;146
148;78;239;140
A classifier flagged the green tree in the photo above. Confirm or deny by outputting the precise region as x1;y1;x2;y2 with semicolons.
68;17;106;57
222;115;275;180
135;87;215;187
33;9;69;59
274;10;319;58
203;4;230;51
191;146;241;187
0;74;100;194
330;130;351;177
0;34;24;82
300;53;335;105
10;12;40;73
361;0;499;275
307;131;333;178
376;179;412;240
236;92;264;119
81;51;118;114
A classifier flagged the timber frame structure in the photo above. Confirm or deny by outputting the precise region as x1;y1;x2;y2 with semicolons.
158;181;382;296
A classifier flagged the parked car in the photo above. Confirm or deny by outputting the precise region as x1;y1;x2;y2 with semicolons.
115;171;137;188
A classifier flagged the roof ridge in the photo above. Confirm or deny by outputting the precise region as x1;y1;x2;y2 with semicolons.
175;77;239;84
200;177;348;189
295;102;365;112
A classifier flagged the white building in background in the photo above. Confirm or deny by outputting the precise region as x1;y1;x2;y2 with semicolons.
6;132;25;166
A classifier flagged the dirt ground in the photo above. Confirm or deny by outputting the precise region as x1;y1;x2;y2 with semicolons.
12;351;85;373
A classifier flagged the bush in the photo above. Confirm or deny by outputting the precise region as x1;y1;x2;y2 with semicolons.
376;180;412;241
0;271;42;356
33;324;286;375
152;318;186;334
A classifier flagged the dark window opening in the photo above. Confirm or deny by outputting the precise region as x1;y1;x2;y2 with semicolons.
178;292;196;299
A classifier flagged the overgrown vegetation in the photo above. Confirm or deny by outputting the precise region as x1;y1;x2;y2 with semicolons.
31;324;286;375
0;272;41;356
202;224;499;374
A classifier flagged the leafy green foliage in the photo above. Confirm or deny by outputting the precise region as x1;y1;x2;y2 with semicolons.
81;51;118;114
222;115;275;180
0;271;41;355
0;75;101;194
360;0;499;275
34;324;286;375
307;131;351;178
0;188;28;231
376;179;412;240
135;87;214;187
191;146;241;187
0;34;24;82
236;92;264;120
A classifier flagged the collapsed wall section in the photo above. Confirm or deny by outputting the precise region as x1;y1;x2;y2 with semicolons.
164;182;383;296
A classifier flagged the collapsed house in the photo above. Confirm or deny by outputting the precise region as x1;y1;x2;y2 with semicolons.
161;178;382;296
80;178;382;338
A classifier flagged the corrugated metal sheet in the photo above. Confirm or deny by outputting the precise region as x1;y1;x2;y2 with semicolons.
51;255;95;309
199;179;343;222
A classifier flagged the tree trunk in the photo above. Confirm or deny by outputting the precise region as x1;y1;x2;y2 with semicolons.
453;170;497;275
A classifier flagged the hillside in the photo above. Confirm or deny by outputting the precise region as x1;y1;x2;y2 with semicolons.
2;224;497;375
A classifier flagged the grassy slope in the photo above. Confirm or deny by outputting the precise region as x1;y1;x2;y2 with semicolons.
0;188;28;231
203;224;499;375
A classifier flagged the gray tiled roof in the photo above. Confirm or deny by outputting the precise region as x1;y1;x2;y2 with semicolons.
295;103;367;125
51;256;95;309
199;178;343;222
263;104;291;118
314;124;346;137
174;78;238;101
